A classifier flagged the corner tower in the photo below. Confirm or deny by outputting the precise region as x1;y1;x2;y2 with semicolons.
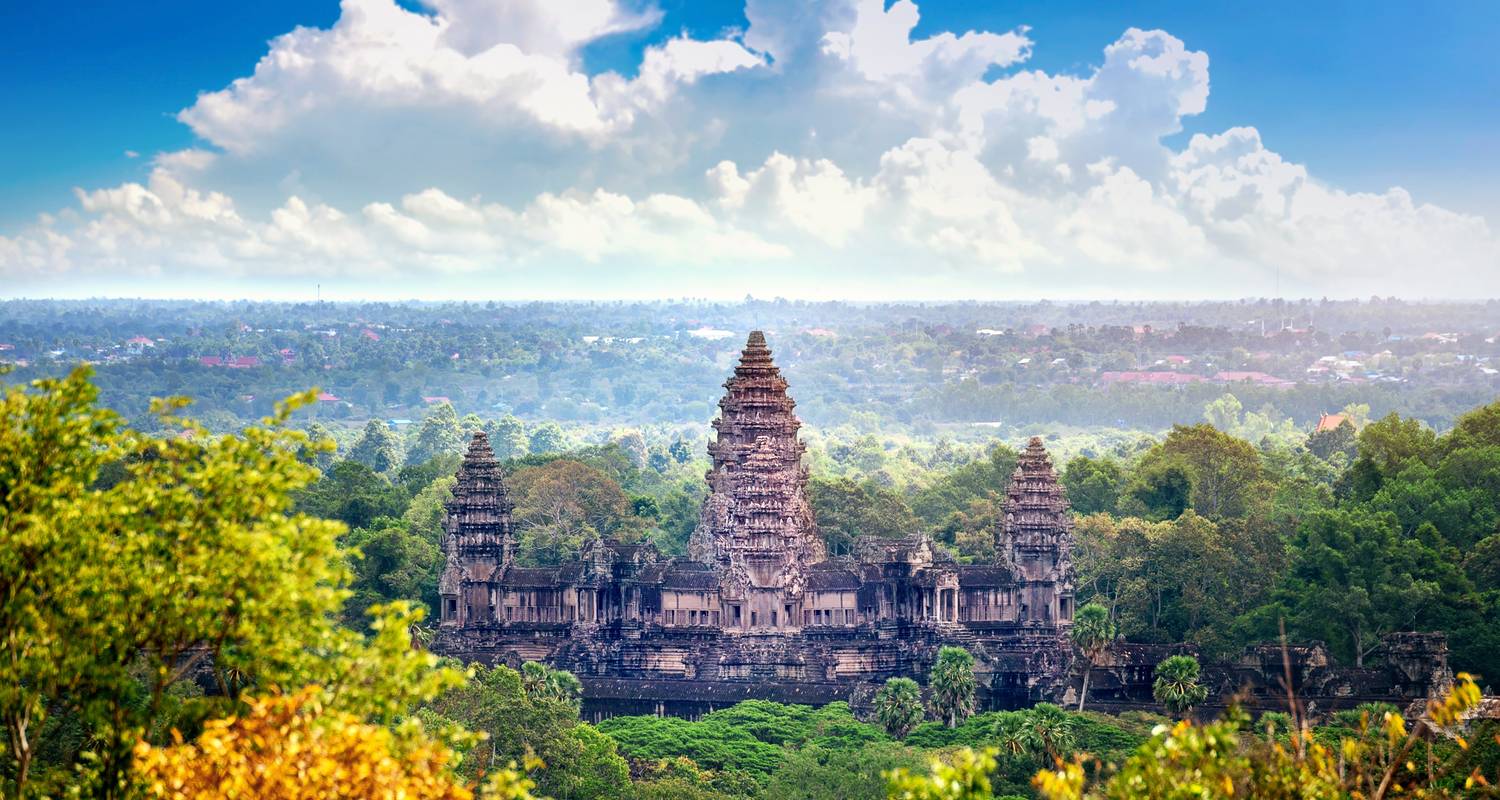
438;431;516;626
1001;437;1075;627
691;331;824;628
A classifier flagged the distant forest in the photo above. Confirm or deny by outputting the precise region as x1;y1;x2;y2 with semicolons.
3;298;1498;439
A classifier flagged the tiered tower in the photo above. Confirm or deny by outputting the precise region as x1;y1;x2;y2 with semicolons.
691;332;824;624
438;431;516;626
1001;437;1075;627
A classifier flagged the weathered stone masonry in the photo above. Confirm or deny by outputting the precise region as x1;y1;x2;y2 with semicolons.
432;331;1450;718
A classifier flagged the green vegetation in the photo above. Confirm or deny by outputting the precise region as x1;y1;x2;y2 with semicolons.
929;647;979;729
1151;655;1209;717
875;678;925;739
1068;604;1115;712
7;303;1500;797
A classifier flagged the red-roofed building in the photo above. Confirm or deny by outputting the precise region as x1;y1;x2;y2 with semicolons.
422;396;452;405
226;356;261;369
362;328;381;341
198;356;223;367
1214;371;1295;389
1099;371;1206;386
1316;413;1350;432
317;392;341;403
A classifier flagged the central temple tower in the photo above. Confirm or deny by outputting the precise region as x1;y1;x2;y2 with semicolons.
690;331;825;629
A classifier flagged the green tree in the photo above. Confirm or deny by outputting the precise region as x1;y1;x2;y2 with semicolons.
1059;456;1122;516
407;403;463;466
295;460;407;530
343;521;442;624
0;368;121;792
1270;507;1456;667
511;460;645;565
809;477;922;556
768;743;926;800
0;370;464;796
1152;655;1209;717
928;647;977;729
301;422;338;469
424;663;626;799
1306;418;1357;461
1069;603;1116;711
520;662;582;709
884;747;998;800
1122;462;1192;521
348;419;402;473
485;415;530;460
1202;393;1243;433
1141;424;1266;521
1342;412;1438;499
1024;703;1077;762
874;677;924;739
910;445;1018;528
528;422;568;456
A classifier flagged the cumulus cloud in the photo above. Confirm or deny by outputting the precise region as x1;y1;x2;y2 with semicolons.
1;0;1493;298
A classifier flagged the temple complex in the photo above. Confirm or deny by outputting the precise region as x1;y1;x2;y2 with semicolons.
432;331;1450;717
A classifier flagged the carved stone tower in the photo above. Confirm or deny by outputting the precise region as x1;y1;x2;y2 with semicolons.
438;431;516;626
691;331;824;629
1001;437;1075;627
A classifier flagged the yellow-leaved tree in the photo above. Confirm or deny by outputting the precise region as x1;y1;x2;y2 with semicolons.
133;687;546;800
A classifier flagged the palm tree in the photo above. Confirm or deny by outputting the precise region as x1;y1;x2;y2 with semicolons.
1069;602;1116;711
1153;655;1209;717
520;661;582;707
1026;703;1077;761
991;712;1040;760
520;661;549;697
543;668;583;707
874;677;925;739
929;646;977;728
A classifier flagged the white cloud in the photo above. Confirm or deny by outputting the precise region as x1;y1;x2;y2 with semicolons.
1;0;1494;298
709;153;874;245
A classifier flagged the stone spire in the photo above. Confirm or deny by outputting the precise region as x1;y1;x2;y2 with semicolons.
1002;437;1072;550
444;430;516;562
690;332;824;593
705;330;804;476
1001;437;1074;625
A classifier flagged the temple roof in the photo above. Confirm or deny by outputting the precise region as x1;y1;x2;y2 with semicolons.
957;565;1016;587
806;566;861;591
663;562;718;590
498;566;563;587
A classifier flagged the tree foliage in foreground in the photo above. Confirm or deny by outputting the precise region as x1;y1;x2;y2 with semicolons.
0;369;465;797
1034;673;1496;799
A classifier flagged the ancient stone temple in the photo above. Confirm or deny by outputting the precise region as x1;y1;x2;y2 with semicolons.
433;331;1080;713
690;329;826;626
430;331;1450;717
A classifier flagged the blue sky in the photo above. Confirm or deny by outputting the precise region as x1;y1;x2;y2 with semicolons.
1;0;1496;299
